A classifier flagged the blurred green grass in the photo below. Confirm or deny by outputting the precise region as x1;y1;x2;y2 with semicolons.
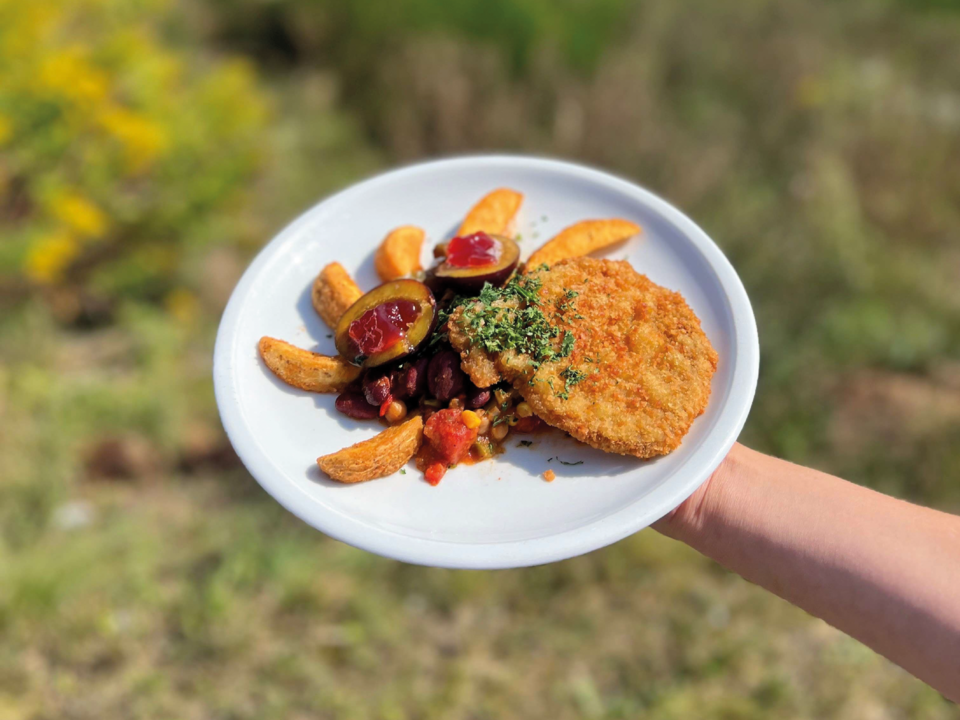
1;0;960;716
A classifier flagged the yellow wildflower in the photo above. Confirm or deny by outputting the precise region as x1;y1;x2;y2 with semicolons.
98;105;170;172
51;191;109;238
38;47;110;106
25;231;80;284
2;2;58;58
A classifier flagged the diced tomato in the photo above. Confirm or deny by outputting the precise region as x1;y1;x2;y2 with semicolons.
446;232;502;268
514;415;545;433
425;462;446;486
423;408;478;466
347;299;420;355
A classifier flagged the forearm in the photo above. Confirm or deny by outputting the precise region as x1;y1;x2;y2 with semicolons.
656;443;960;700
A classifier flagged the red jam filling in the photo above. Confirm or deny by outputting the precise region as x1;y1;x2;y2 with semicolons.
347;299;420;356
446;232;502;268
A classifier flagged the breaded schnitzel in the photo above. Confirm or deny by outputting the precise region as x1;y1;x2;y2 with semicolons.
447;258;717;458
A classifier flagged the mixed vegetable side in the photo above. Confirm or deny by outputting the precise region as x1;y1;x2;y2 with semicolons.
258;187;641;485
332;230;541;484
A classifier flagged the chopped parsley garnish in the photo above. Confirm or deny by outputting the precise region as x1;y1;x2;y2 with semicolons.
455;273;588;401
428;296;469;349
555;365;588;400
555;290;579;313
458;274;575;376
546;456;583;466
517;440;533;448
561;366;587;388
399;468;407;475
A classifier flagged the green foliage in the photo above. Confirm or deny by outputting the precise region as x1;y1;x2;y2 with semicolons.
208;0;634;74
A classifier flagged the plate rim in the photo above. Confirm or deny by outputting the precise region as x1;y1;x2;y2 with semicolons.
213;154;759;569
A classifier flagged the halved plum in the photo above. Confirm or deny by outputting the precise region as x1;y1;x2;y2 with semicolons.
433;232;520;292
335;279;437;368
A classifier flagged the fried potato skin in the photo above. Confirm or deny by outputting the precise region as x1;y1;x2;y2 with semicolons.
258;336;360;393
374;225;425;282
458;188;523;237
525;219;641;269
312;262;363;328
317;415;424;483
448;258;717;458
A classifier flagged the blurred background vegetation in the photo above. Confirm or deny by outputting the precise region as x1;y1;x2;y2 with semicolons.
1;0;959;716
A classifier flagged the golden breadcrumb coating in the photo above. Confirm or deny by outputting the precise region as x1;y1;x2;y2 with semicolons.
448;258;717;458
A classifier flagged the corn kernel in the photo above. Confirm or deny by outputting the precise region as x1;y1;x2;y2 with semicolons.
491;423;509;441
460;410;481;429
516;401;533;418
449;397;463;410
507;415;519;427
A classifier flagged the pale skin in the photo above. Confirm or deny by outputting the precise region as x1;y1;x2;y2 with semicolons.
654;443;960;702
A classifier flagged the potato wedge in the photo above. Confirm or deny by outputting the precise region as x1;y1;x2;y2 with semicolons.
374;225;425;282
312;262;363;328
525;219;641;269
458;188;523;237
317;415;424;483
258;336;360;393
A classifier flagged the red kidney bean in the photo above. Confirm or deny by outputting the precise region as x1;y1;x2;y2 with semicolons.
401;355;430;399
385;368;404;399
466;386;491;409
335;391;380;420
362;372;392;406
428;349;465;402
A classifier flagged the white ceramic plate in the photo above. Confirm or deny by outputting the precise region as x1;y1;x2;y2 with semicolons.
214;156;759;569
